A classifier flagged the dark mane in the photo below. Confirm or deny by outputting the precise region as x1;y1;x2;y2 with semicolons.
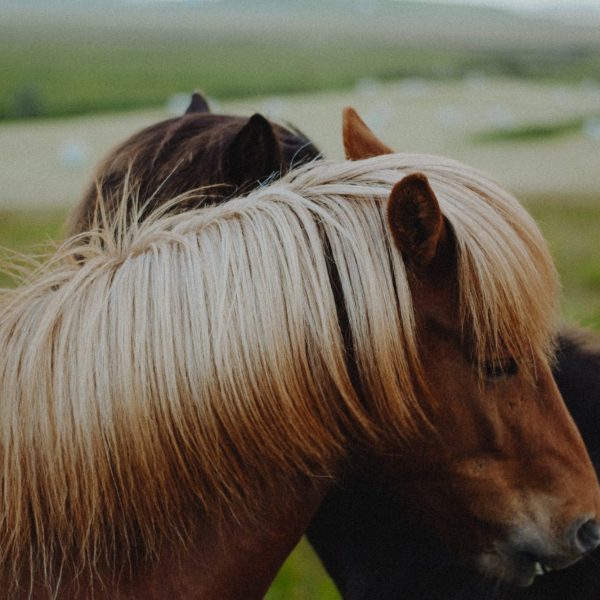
67;109;320;234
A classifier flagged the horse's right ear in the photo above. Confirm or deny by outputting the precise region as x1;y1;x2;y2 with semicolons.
387;173;448;267
343;106;394;160
224;113;282;187
185;91;211;114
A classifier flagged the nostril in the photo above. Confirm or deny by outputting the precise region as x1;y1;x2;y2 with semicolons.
574;519;600;554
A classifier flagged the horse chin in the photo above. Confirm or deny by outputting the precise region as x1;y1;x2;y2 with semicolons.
477;549;548;588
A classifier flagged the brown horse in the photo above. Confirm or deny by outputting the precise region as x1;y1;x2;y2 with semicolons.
3;100;599;599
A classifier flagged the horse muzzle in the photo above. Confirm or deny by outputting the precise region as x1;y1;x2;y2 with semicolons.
479;517;600;587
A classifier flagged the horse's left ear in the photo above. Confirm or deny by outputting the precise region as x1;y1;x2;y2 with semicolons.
387;173;448;267
224;113;282;187
343;106;394;160
185;91;211;114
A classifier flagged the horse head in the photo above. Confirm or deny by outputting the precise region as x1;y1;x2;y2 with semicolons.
343;106;600;586
308;330;600;600
67;91;320;234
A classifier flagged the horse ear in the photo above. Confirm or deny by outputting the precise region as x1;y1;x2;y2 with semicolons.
342;106;394;160
387;173;448;267
224;113;282;186
185;91;211;114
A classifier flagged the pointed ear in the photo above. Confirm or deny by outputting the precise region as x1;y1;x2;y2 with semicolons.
185;91;210;114
224;113;282;186
343;106;394;160
387;173;448;267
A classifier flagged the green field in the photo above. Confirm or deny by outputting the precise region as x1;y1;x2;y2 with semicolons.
2;1;600;121
474;114;600;143
1;196;599;597
0;38;467;119
4;37;599;122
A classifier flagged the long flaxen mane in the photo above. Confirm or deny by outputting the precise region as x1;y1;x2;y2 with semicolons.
0;154;558;595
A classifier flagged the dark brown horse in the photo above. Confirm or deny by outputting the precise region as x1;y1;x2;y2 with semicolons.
18;97;596;600
66;92;320;235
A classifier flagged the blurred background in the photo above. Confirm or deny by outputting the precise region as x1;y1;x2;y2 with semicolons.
1;0;599;596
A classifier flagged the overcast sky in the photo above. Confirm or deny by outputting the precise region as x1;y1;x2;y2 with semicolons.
417;0;600;12
124;0;600;21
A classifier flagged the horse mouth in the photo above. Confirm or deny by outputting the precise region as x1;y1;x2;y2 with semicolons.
477;516;600;587
510;552;556;587
478;550;556;587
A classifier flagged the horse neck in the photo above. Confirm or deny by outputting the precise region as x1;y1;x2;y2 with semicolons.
122;483;327;600
26;479;329;600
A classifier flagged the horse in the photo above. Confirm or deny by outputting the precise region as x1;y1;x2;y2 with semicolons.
66;92;320;235
307;329;600;600
305;110;600;600
18;100;595;599
47;97;600;597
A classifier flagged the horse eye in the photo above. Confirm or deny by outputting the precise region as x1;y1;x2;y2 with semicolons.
483;358;518;379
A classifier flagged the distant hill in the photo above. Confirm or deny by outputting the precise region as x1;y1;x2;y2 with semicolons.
1;0;600;121
1;0;600;49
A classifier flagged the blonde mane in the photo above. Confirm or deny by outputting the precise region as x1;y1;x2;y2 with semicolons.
0;154;559;594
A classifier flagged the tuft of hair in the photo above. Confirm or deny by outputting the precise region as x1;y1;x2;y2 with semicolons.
0;154;559;595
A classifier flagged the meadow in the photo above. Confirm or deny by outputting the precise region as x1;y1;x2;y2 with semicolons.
1;194;600;598
4;35;599;122
2;1;600;121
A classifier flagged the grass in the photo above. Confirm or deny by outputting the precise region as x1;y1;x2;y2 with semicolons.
2;2;600;121
0;37;466;120
266;539;340;600
0;209;67;288
473;114;600;143
0;197;598;596
4;40;600;122
527;200;600;330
